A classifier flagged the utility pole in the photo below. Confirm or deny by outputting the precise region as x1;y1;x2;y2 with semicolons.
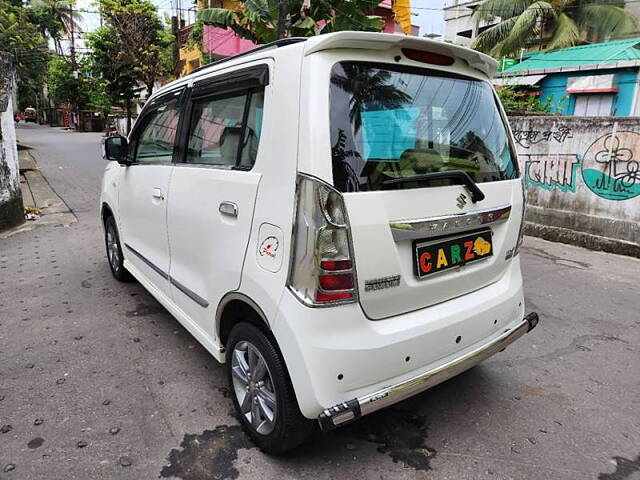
172;15;179;62
69;2;81;131
276;0;288;39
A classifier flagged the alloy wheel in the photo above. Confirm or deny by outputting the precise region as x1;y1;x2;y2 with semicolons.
231;340;277;435
106;225;120;272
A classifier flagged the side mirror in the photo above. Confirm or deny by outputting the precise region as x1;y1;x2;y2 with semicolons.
103;135;129;164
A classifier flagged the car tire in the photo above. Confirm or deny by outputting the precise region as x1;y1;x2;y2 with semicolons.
104;215;134;282
227;322;314;455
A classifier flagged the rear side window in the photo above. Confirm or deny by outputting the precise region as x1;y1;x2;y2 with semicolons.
329;62;518;192
186;88;264;168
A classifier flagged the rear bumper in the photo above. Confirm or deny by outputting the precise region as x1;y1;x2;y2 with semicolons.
272;256;528;420
318;312;539;431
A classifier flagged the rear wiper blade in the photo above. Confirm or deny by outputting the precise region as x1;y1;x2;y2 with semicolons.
381;170;485;203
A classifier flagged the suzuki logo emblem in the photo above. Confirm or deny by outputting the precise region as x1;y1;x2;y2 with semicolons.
456;193;467;209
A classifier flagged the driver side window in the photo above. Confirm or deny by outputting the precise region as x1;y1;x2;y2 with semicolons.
132;98;180;164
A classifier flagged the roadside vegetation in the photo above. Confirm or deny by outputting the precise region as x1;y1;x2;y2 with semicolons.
0;0;50;111
495;85;558;115
85;0;174;132
472;0;638;57
196;0;385;44
3;0;639;130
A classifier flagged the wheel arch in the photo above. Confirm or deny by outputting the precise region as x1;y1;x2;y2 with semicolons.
216;293;271;355
101;202;115;224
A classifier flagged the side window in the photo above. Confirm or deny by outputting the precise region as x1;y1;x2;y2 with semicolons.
134;99;180;164
186;88;264;168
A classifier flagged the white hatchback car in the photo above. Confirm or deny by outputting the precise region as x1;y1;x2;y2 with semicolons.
101;31;539;454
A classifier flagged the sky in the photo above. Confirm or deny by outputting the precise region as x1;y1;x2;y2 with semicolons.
71;0;448;52
412;0;446;37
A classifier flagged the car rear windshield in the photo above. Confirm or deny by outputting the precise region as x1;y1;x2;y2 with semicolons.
329;62;518;192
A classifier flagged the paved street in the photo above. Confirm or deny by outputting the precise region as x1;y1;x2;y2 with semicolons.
1;123;639;480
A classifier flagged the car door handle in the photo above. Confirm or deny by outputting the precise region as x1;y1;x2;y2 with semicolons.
152;187;164;200
219;201;238;217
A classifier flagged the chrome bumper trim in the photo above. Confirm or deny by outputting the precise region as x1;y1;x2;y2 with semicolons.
318;312;539;431
389;204;512;242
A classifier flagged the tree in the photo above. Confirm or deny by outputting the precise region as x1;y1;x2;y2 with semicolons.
472;0;638;57
47;55;110;114
86;0;173;132
0;0;50;110
29;0;81;55
47;55;79;106
197;0;384;45
100;0;169;97
85;25;140;133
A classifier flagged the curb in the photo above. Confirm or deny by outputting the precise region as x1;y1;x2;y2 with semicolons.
1;151;77;238
524;221;640;259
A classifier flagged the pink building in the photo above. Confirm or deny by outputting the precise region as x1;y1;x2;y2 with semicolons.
201;2;419;59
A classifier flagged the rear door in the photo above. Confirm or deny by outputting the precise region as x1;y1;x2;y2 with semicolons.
166;64;268;337
327;61;522;319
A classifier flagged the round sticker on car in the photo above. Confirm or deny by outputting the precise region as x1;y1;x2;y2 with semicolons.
256;224;283;273
259;236;279;258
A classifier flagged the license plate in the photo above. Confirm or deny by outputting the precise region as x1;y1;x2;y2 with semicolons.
414;229;493;279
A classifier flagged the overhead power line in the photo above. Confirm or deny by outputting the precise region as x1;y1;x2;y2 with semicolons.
428;0;640;12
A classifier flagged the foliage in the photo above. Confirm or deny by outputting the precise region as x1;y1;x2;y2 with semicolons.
158;16;177;77
46;55;79;106
86;0;173;130
496;85;554;115
29;0;81;55
0;0;50;110
189;16;205;47
96;0;170;96
472;0;638;57
85;25;140;111
47;55;111;113
198;0;384;44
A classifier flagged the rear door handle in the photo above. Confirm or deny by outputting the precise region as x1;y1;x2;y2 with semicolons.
152;187;164;200
219;201;238;217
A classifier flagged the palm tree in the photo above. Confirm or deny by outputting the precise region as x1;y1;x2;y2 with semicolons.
31;0;82;55
472;0;638;57
331;63;412;134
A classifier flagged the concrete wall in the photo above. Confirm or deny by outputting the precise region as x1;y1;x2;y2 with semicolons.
0;56;24;231
510;115;640;256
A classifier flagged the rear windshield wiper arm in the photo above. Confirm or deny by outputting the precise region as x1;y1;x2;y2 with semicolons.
381;170;486;203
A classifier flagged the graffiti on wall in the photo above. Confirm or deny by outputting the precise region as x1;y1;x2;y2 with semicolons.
581;132;640;200
513;125;573;149
522;154;581;192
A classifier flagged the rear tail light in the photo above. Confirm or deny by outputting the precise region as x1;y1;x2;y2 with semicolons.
288;175;357;306
514;177;526;256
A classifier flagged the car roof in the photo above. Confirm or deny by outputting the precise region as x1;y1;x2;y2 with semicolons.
302;32;497;78
153;32;498;99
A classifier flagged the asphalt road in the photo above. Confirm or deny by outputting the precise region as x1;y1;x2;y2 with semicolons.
1;123;639;480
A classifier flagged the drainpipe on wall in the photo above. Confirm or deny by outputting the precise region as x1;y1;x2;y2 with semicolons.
630;69;640;116
0;53;25;232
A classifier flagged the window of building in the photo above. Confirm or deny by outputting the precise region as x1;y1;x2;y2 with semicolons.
573;94;614;116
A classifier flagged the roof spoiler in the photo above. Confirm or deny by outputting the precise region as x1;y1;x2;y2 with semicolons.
303;32;498;78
